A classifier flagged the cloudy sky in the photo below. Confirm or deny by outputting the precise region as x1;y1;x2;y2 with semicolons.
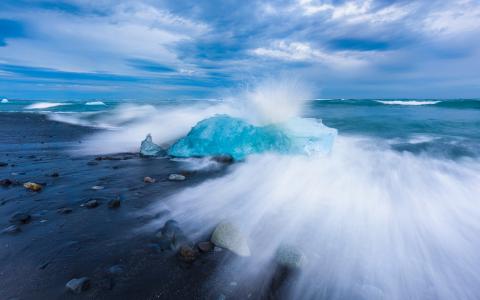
0;0;479;100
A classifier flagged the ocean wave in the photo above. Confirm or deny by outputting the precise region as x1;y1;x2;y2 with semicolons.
85;101;106;106
25;102;70;109
376;100;441;106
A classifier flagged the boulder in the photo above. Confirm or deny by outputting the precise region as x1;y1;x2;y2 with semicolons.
211;221;250;257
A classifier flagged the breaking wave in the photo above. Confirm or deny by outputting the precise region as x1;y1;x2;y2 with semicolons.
376;100;441;106
24;102;70;109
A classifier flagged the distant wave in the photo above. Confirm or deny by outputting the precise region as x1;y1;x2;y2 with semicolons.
25;102;70;109
1;98;8;103
376;100;441;106
85;101;106;106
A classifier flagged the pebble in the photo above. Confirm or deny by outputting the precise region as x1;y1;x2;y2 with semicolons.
198;241;214;252
144;176;156;183
10;213;31;224
178;245;198;263
2;224;21;234
50;172;60;177
23;182;43;192
168;174;186;181
57;207;73;214
83;199;100;208
108;198;121;209
65;277;91;294
91;185;104;190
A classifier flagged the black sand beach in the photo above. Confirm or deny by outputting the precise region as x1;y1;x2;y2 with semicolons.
0;113;256;300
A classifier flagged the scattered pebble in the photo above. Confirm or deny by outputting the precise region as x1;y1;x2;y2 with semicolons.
10;213;31;224
0;179;13;187
23;182;43;192
198;241;213;252
91;185;104;190
168;174;186;181
2;224;21;234
83;199;100;208
65;277;90;294
108;198;121;209
144;176;156;183
57;207;73;214
178;245;198;263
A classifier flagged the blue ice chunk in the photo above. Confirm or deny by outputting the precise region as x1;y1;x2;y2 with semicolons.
168;115;336;160
140;134;165;157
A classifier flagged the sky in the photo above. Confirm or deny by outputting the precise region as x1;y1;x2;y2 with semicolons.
0;0;479;100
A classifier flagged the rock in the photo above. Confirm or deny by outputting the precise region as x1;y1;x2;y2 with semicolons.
178;245;198;263
50;172;60;177
57;207;73;214
108;265;125;275
144;176;156;183
0;179;13;187
197;241;213;252
2;224;21;234
91;185;104;190
108;198;121;209
0;162;8;167
160;219;181;239
65;277;90;294
275;244;306;269
140;134;165;157
168;174;186;181
83;199;99;208
10;213;31;224
23;182;43;191
211;221;250;257
211;155;234;164
157;235;174;251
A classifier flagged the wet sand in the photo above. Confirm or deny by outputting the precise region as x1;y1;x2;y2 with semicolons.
0;113;256;300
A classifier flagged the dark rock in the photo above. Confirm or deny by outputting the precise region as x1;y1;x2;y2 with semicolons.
107;265;125;275
108;198;121;209
157;236;174;251
50;172;60;177
83;199;99;208
178;245;198;263
10;213;31;224
96;156;122;161
2;224;21;234
198;241;214;252
65;277;90;294
0;162;8;167
0;179;13;187
211;155;234;164
143;176;156;183
57;207;73;214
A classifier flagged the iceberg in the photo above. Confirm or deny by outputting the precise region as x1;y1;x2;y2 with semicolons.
140;134;165;157
168;114;336;160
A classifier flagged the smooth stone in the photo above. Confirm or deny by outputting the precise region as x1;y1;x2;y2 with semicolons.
198;241;213;252
107;265;125;275
108;198;121;209
0;179;13;186
65;277;90;294
211;221;250;257
2;224;21;234
168;174;186;181
57;207;73;214
83;199;99;208
143;176;156;183
10;213;31;224
23;182;42;191
275;244;306;269
178;245;197;263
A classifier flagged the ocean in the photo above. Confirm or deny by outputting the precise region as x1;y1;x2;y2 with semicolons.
1;97;480;299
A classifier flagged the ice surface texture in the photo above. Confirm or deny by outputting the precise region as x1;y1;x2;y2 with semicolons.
140;134;165;157
168;114;336;160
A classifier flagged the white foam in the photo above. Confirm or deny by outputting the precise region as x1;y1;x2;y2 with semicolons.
1;98;8;103
147;136;480;300
25;102;70;109
85;101;106;106
377;100;441;106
